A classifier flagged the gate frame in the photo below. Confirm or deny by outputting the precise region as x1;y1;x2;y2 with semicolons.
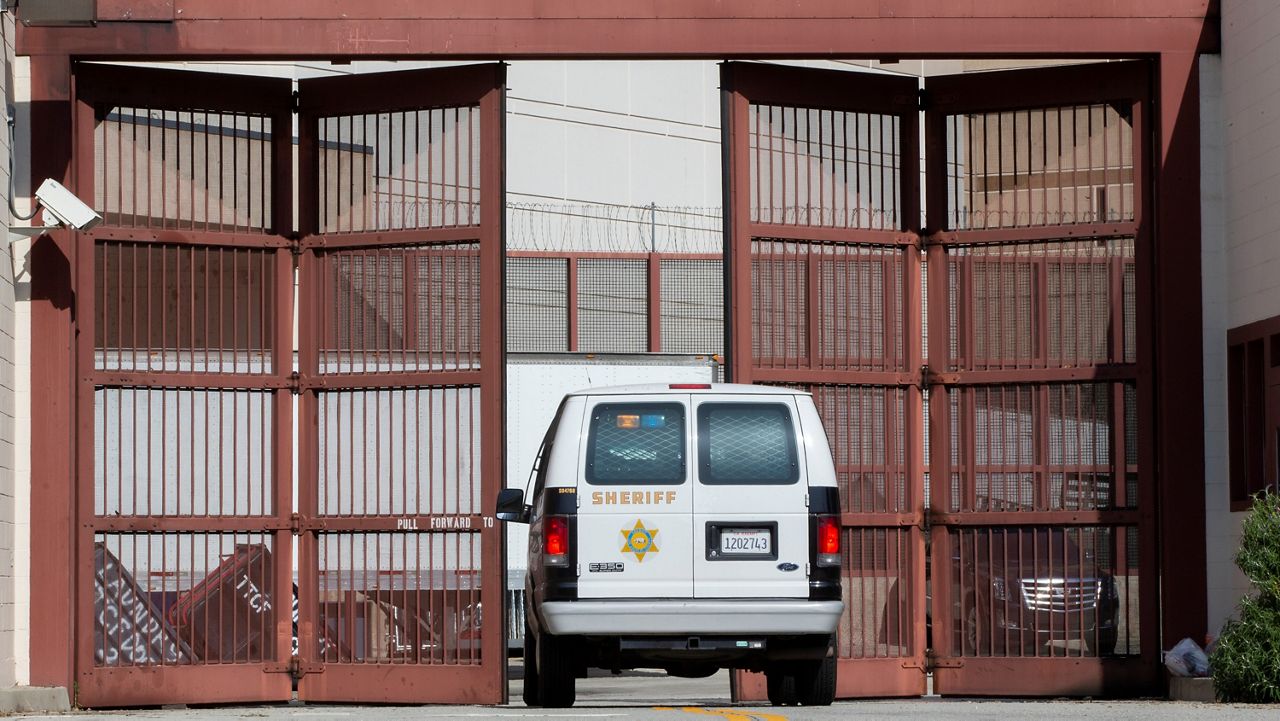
719;60;927;700
292;63;508;705
920;60;1159;696
66;62;298;706
20;0;1215;701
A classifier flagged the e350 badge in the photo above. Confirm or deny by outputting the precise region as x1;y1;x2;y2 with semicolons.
620;519;660;562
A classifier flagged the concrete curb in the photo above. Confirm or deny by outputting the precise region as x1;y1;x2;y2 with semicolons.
1167;676;1216;703
0;686;72;714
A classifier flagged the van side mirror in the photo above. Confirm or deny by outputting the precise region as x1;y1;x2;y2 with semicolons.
495;488;530;523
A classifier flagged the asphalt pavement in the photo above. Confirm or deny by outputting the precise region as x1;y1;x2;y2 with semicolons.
11;668;1276;720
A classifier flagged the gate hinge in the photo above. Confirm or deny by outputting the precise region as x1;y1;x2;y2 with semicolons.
917;88;931;111
291;90;301;114
290;513;302;534
288;236;303;257
287;371;302;395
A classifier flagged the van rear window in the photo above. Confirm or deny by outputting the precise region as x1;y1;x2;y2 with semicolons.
586;403;686;485
697;403;799;485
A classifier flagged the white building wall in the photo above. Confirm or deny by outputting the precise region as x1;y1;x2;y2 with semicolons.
1221;1;1280;326
1199;52;1246;638
1204;0;1280;635
0;9;18;688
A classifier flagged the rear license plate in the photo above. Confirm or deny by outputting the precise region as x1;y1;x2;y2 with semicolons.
720;529;772;555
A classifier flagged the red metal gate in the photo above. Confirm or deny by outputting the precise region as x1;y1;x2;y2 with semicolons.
72;63;297;706
721;62;928;699
294;64;507;703
71;62;506;706
724;61;1159;698
923;62;1158;696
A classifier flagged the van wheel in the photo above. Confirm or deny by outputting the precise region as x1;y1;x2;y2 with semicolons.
536;632;576;708
521;618;540;707
766;667;797;706
793;652;837;706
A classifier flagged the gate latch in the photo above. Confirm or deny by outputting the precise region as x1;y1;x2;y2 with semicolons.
266;659;324;679
923;651;964;670
919;365;933;390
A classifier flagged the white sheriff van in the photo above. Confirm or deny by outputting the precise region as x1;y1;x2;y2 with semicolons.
496;383;843;708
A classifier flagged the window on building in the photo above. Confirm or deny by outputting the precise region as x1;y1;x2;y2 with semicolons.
1227;317;1280;509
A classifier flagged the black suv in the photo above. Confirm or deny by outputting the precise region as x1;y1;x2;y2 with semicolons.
952;527;1120;656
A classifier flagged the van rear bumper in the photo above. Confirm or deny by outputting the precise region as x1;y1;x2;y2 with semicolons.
539;599;842;636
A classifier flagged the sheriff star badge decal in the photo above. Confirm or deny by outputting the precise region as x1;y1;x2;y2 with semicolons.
620;519;660;562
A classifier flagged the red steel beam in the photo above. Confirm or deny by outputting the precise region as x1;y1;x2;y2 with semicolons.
17;2;1217;58
1154;51;1207;651
28;55;75;691
135;1;1221;21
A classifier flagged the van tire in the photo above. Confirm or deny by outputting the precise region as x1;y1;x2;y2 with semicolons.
521;618;540;707
793;650;837;706
766;668;797;706
536;632;576;708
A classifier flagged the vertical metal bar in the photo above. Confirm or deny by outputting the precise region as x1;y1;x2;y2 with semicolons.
565;258;579;352
806;252;820;367
647;253;662;352
476;66;507;695
720;67;747;384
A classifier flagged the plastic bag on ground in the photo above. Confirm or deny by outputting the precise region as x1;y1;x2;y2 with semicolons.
1163;637;1211;677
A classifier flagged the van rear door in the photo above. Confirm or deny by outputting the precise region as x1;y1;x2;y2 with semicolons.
574;395;694;599
692;394;810;598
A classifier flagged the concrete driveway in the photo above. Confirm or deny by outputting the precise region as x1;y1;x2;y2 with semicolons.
13;669;1272;720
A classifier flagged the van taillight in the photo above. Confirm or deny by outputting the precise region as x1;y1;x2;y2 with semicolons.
817;515;841;567
545;516;570;567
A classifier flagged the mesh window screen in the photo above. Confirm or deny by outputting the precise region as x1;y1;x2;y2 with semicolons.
697;403;799;485
586;403;686;485
506;257;568;352
660;259;723;355
579;258;647;352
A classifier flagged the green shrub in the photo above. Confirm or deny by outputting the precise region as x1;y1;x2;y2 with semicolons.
1211;489;1280;703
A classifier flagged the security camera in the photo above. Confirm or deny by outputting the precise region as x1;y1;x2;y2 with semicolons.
34;178;102;231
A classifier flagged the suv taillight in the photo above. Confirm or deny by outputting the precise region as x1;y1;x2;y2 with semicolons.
544;515;570;567
816;515;841;567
